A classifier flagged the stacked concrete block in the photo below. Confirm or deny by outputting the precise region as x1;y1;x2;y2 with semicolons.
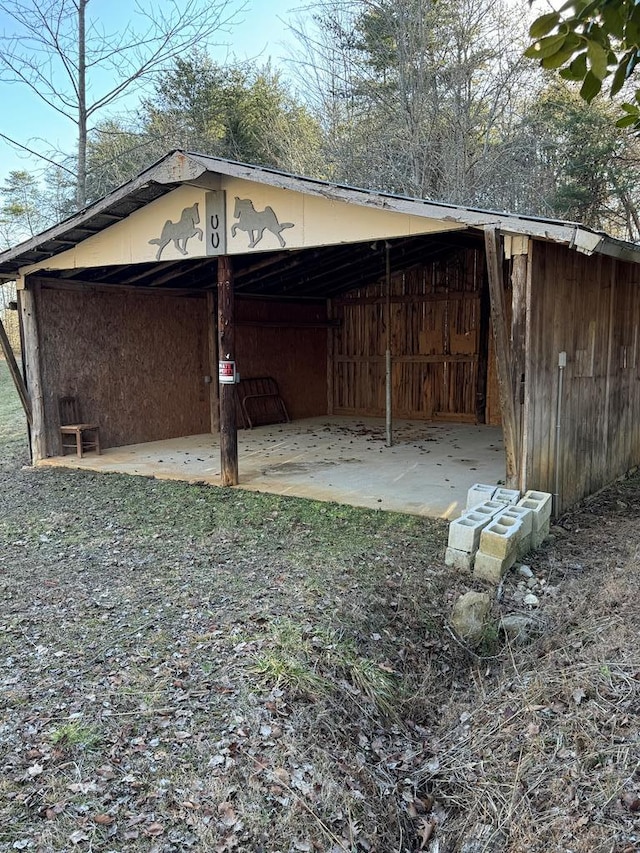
445;485;552;583
492;487;520;506
517;490;552;548
445;508;497;571
466;483;497;510
462;499;511;520
498;504;534;557
474;515;523;583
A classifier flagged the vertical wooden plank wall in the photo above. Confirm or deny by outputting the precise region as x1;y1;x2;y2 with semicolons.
526;243;640;510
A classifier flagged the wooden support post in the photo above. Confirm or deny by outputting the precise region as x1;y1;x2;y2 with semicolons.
509;236;530;490
0;314;32;425
217;256;238;486
19;282;47;462
206;290;219;433
484;227;518;488
521;240;534;491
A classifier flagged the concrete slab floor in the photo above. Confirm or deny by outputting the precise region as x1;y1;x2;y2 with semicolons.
38;416;506;519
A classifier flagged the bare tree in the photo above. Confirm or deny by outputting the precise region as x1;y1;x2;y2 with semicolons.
288;0;539;209
0;0;244;208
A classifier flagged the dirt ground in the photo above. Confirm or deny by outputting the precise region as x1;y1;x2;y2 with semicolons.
0;363;638;853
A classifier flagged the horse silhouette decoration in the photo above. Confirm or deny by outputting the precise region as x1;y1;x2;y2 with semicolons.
231;197;294;248
148;203;203;260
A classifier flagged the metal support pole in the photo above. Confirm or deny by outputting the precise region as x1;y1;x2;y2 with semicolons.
553;351;566;517
385;242;393;448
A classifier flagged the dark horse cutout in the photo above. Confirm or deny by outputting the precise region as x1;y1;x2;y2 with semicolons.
148;203;203;260
231;198;294;248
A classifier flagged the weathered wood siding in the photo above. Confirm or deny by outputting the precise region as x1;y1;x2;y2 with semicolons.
38;285;210;453
235;299;327;419
526;243;640;509
332;249;488;421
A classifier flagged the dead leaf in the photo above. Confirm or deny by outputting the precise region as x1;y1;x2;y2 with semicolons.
67;781;98;794
96;765;116;779
144;822;165;837
425;756;440;774
217;801;238;828
572;687;586;705
417;818;435;850
622;791;640;812
68;829;90;845
93;813;114;825
27;763;44;777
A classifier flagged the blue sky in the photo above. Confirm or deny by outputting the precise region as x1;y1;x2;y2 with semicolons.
0;0;303;182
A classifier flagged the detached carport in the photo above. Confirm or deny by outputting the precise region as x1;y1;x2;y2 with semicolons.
1;150;639;516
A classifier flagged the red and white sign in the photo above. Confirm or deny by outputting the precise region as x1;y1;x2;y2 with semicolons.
219;360;237;384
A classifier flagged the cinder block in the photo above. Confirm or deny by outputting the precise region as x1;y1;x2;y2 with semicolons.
463;499;508;519
496;506;533;558
445;546;474;571
479;516;522;560
474;550;515;583
517;532;532;558
517;490;552;531
497;505;533;538
466;483;497;510
531;517;551;549
493;487;520;505
447;511;495;553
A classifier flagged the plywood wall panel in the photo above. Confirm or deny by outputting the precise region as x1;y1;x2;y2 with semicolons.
235;299;327;420
38;286;210;453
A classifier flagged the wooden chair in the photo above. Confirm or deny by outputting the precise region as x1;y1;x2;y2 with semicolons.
59;396;101;457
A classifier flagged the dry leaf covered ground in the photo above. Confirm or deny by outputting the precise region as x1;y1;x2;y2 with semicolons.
0;363;638;853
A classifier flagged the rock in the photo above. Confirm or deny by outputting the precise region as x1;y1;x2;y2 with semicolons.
523;592;540;607
499;614;538;645
451;591;492;645
526;577;538;589
516;564;533;579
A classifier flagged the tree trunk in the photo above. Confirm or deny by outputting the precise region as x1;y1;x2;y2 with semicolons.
76;0;87;210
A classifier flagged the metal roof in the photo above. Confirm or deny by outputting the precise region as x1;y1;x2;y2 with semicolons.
2;148;640;284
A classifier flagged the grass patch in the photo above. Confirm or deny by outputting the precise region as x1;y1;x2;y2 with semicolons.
0;359;28;461
49;721;101;750
250;651;329;698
